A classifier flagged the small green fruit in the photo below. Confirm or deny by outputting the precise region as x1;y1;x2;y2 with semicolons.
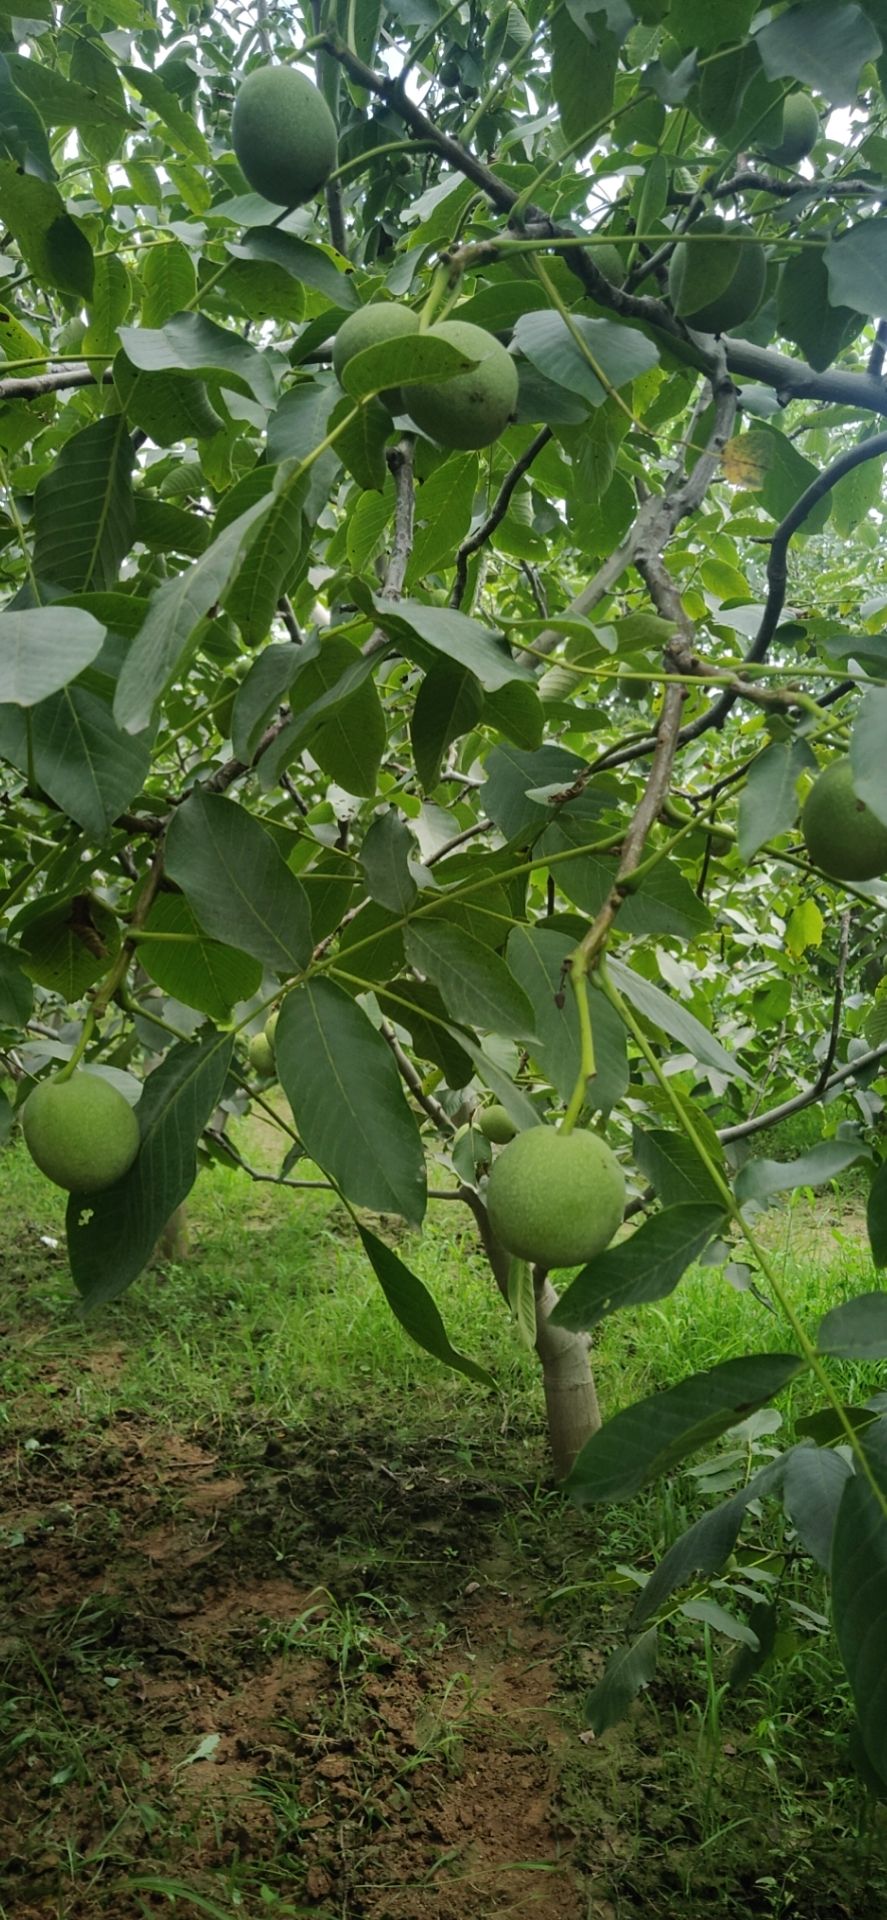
249;1032;275;1078
264;1010;279;1048
538;664;581;704
332;303;420;414
406;319;519;451
477;1104;518;1145
802;759;887;881
487;1127;625;1269
22;1073;140;1194
231;64;337;210
757;92;819;168
668;214;766;335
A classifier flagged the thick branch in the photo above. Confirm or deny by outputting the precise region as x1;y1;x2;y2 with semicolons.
450;427;552;609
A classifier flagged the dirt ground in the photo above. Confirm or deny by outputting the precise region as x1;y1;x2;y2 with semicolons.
2;1373;594;1920
3;1206;885;1920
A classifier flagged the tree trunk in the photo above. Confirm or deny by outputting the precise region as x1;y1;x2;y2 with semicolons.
154;1203;189;1264
460;1185;601;1477
534;1275;600;1480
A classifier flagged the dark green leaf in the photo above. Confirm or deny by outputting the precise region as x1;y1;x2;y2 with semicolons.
225;476;307;645
0;941;33;1027
360;809;419;914
583;1631;658;1737
367;594;534;692
122;63;211;161
552;1205;726;1332
114;497;273;733
15;892;120;997
232;227;359;308
737;738;817;860
735;1139;870;1205
33;417;134;594
850;686;887;827
385;977;475;1087
404;920;535;1040
566;1354;807;1504
342;331;475;400
276;978;427;1224
868;1158;887;1267
0;685;151;838
0;162;94;298
137;894;262;1021
165;791;313;974
506;924;628;1110
411;662;483;791
608;957;753;1082
0;53;55;179
118;312;277;409
755;3;880;106
513;312;658;407
632;1127;725;1207
817;1291;887;1360
0;608;105;705
832;1442;887;1787
358;1225;493;1386
334;394;391;492
783;1445;852;1568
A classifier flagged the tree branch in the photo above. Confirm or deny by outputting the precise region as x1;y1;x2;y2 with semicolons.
450;427;552;609
380;1020;456;1132
0;364;113;401
522;358;737;665
683;428;887;740
718;1035;887;1144
383;438;415;595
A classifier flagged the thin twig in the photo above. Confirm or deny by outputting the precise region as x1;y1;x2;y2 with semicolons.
380;1021;456;1132
450;428;552;608
718;1035;887;1143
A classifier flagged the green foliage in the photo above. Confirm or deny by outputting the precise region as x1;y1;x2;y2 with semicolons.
2;0;887;1793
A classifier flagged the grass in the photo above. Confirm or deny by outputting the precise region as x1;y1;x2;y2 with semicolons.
2;1119;886;1919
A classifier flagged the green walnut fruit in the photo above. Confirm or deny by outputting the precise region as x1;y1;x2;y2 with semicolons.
487;1126;625;1269
802;759;887;882
22;1073;140;1194
249;1032;276;1078
264;1010;279;1048
668;214;766;335
332;303;420;414
406;319;519;450
757;92;819;167
231;64;337;209
477;1104;518;1145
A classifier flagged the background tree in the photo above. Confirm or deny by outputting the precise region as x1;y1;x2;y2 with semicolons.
2;0;887;1774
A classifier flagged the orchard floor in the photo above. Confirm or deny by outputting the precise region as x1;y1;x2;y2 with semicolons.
2;1133;886;1920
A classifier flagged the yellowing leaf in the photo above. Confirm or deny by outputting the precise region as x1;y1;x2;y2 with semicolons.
786;898;824;960
721;435;770;489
